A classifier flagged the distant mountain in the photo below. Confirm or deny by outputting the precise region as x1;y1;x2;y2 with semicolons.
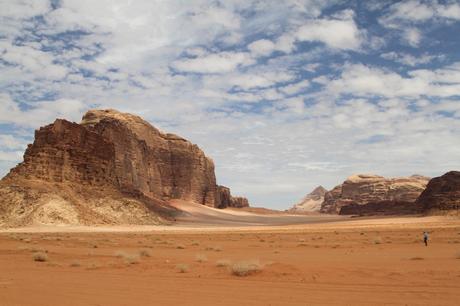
320;174;430;215
289;186;327;212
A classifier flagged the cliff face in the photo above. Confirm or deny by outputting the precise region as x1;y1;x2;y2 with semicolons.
320;174;429;214
416;171;460;213
289;186;326;212
80;109;218;206
0;109;248;227
216;185;250;208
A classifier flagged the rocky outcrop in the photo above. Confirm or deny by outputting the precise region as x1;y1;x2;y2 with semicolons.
289;186;326;212
416;171;460;213
321;174;429;214
0;109;248;227
216;185;250;208
339;201;422;216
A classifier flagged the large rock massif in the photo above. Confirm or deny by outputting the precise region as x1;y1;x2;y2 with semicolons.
0;109;248;227
320;174;430;215
289;186;326;213
416;171;460;213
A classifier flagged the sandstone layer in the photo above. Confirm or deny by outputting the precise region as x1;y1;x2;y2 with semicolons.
320;174;430;214
416;171;460;213
0;109;248;227
289;186;326;213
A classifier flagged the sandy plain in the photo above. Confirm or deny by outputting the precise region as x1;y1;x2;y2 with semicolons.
0;203;459;306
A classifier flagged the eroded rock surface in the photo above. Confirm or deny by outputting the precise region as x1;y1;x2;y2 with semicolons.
320;174;429;214
416;171;460;213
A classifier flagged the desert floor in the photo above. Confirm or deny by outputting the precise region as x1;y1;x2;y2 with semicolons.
1;214;460;306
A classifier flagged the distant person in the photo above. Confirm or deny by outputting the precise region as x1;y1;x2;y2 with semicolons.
423;231;429;246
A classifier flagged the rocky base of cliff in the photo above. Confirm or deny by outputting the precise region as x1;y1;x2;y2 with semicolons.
0;179;179;228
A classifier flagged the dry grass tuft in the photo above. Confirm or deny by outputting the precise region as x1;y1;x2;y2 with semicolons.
373;237;383;245
114;251;140;264
33;252;48;262
176;244;186;249
409;257;424;260
139;249;151;257
216;259;231;267
176;264;189;273
195;253;208;263
231;260;263;276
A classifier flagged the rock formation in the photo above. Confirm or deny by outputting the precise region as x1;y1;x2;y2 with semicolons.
289;186;326;212
320;174;429;214
416;171;460;213
216;185;250;208
0;109;248;227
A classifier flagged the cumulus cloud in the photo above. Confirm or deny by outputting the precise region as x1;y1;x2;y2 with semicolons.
171;52;255;74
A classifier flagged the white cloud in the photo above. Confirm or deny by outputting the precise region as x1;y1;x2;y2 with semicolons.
294;11;363;50
248;39;276;57
381;52;439;66
403;28;422;47
171;52;255;74
0;93;87;128
323;63;460;98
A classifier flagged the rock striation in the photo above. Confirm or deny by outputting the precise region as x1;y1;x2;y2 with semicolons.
416;171;460;213
320;174;430;214
0;109;248;227
289;186;326;213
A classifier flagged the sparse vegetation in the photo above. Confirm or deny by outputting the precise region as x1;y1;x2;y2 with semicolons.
373;237;382;244
231;260;263;276
205;246;222;252
70;261;81;267
176;264;189;273
114;251;140;264
176;244;186;249
216;259;231;267
195;253;208;262
33;252;48;262
139;249;151;257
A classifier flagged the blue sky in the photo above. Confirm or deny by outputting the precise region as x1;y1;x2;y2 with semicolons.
1;0;460;209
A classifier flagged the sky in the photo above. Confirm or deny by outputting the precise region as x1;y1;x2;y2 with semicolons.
1;0;460;209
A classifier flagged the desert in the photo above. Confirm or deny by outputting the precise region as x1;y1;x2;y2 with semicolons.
1;214;460;306
2;1;460;305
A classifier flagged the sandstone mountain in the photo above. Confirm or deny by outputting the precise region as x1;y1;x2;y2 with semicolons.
320;174;430;214
0;109;248;227
416;171;460;214
289;186;326;213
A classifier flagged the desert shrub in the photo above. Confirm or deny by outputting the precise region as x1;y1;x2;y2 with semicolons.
176;264;189;273
176;244;186;249
195;253;208;263
139;249;151;257
70;261;81;267
205;246;222;252
114;251;140;264
33;252;48;262
231;260;263;276
216;259;231;267
373;237;382;244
